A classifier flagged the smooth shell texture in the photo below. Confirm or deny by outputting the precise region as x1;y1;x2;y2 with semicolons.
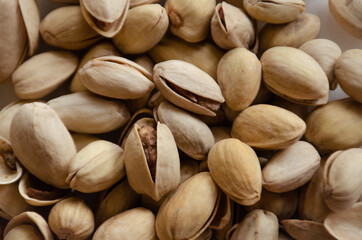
261;46;329;105
0;101;30;141
282;219;336;240
71;133;100;152
4;224;43;240
208;138;262;206
231;104;306;150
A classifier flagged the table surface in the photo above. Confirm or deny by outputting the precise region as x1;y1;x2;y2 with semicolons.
0;0;361;109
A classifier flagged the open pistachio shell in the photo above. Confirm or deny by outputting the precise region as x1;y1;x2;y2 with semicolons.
209;193;232;230
282;219;336;240
124;120;180;201
0;137;22;184
80;0;129;38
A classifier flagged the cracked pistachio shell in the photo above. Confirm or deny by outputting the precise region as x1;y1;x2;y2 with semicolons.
208;138;262;206
231;104;306;150
305;98;362;152
0;0;40;83
156;172;219;240
0;137;22;184
300;39;342;90
329;0;362;40
124;120;180;201
70;41;120;93
156;102;215;160
260;13;321;50
217;48;261;111
66;140;125;193
10;103;76;189
323;148;362;212
4;212;53;240
324;202;362;240
335;49;362;103
113;4;169;54
0;182;34;220
95;178;140;226
40;6;102;50
282;219;336;240
262;141;321;193
94;207;156;240
243;0;305;24
261;47;329;105
79;56;154;99
71;133;100;152
211;2;255;50
230;210;278;240
48;92;130;134
130;0;159;7
48;197;94;240
153;60;225;116
80;0;129;38
165;0;216;42
12;51;78;99
149;36;224;79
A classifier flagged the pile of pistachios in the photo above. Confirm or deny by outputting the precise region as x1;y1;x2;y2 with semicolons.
0;0;362;239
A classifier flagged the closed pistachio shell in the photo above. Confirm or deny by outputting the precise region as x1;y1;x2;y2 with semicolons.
80;0;129;38
165;0;216;42
12;51;78;99
113;4;169;54
130;0;159;7
282;219;336;240
305;98;362;152
93;207;157;240
261;46;329;105
79;56;154;99
208;138;262;206
231;104;306;150
4;224;43;240
71;133;100;152
40;6;103;50
66;140;125;193
10;103;76;189
0;137;22;184
154;60;225;116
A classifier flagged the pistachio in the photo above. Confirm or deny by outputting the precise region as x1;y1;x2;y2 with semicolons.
217;48;261;111
124;120;180;201
4;225;43;240
208;138;262;206
93;207;156;240
260;13;321;50
300;39;342;90
196;228;213;240
271;97;309;120
48;197;94;240
78;56;154;99
329;0;362;39
282;219;336;240
261;46;329;105
12;51;78;99
0;137;22;184
133;55;155;74
179;158;199;184
40;6;102;50
165;0;216;42
211;126;231;143
130;0;159;8
113;4;169;54
80;0;129;38
231;104;306;150
305;98;362;152
66;140;125;193
10;102;76;189
211;2;255;50
71;133;100;152
243;0;305;24
154;60;225;116
335;49;362;103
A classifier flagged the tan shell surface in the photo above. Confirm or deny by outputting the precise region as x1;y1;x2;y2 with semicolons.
0;137;22;184
130;0;159;7
282;219;336;240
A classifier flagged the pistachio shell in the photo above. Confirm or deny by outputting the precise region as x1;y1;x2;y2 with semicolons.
156;172;219;240
71;133;100;152
335;49;362;103
210;126;231;143
271;97;309;120
154;60;225;116
113;4;169;54
80;0;129;38
156;101;215;160
262;141;321;193
79;56;154;99
0;137;22;184
93;207;156;240
231;104;306;150
40;6;102;50
179;159;199;184
12;51;78;99
4;224;43;240
130;0;159;7
260;13;321;50
208;138;262;205
10;102;76;189
66;140;125;193
165;0;216;42
133;55;155;74
282;219;336;240
261;46;329;105
305;98;362;152
209;193;232;231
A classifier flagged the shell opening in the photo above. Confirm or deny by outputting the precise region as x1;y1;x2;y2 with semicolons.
168;9;184;28
0;140;17;171
138;126;157;182
218;6;227;32
26;175;68;201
